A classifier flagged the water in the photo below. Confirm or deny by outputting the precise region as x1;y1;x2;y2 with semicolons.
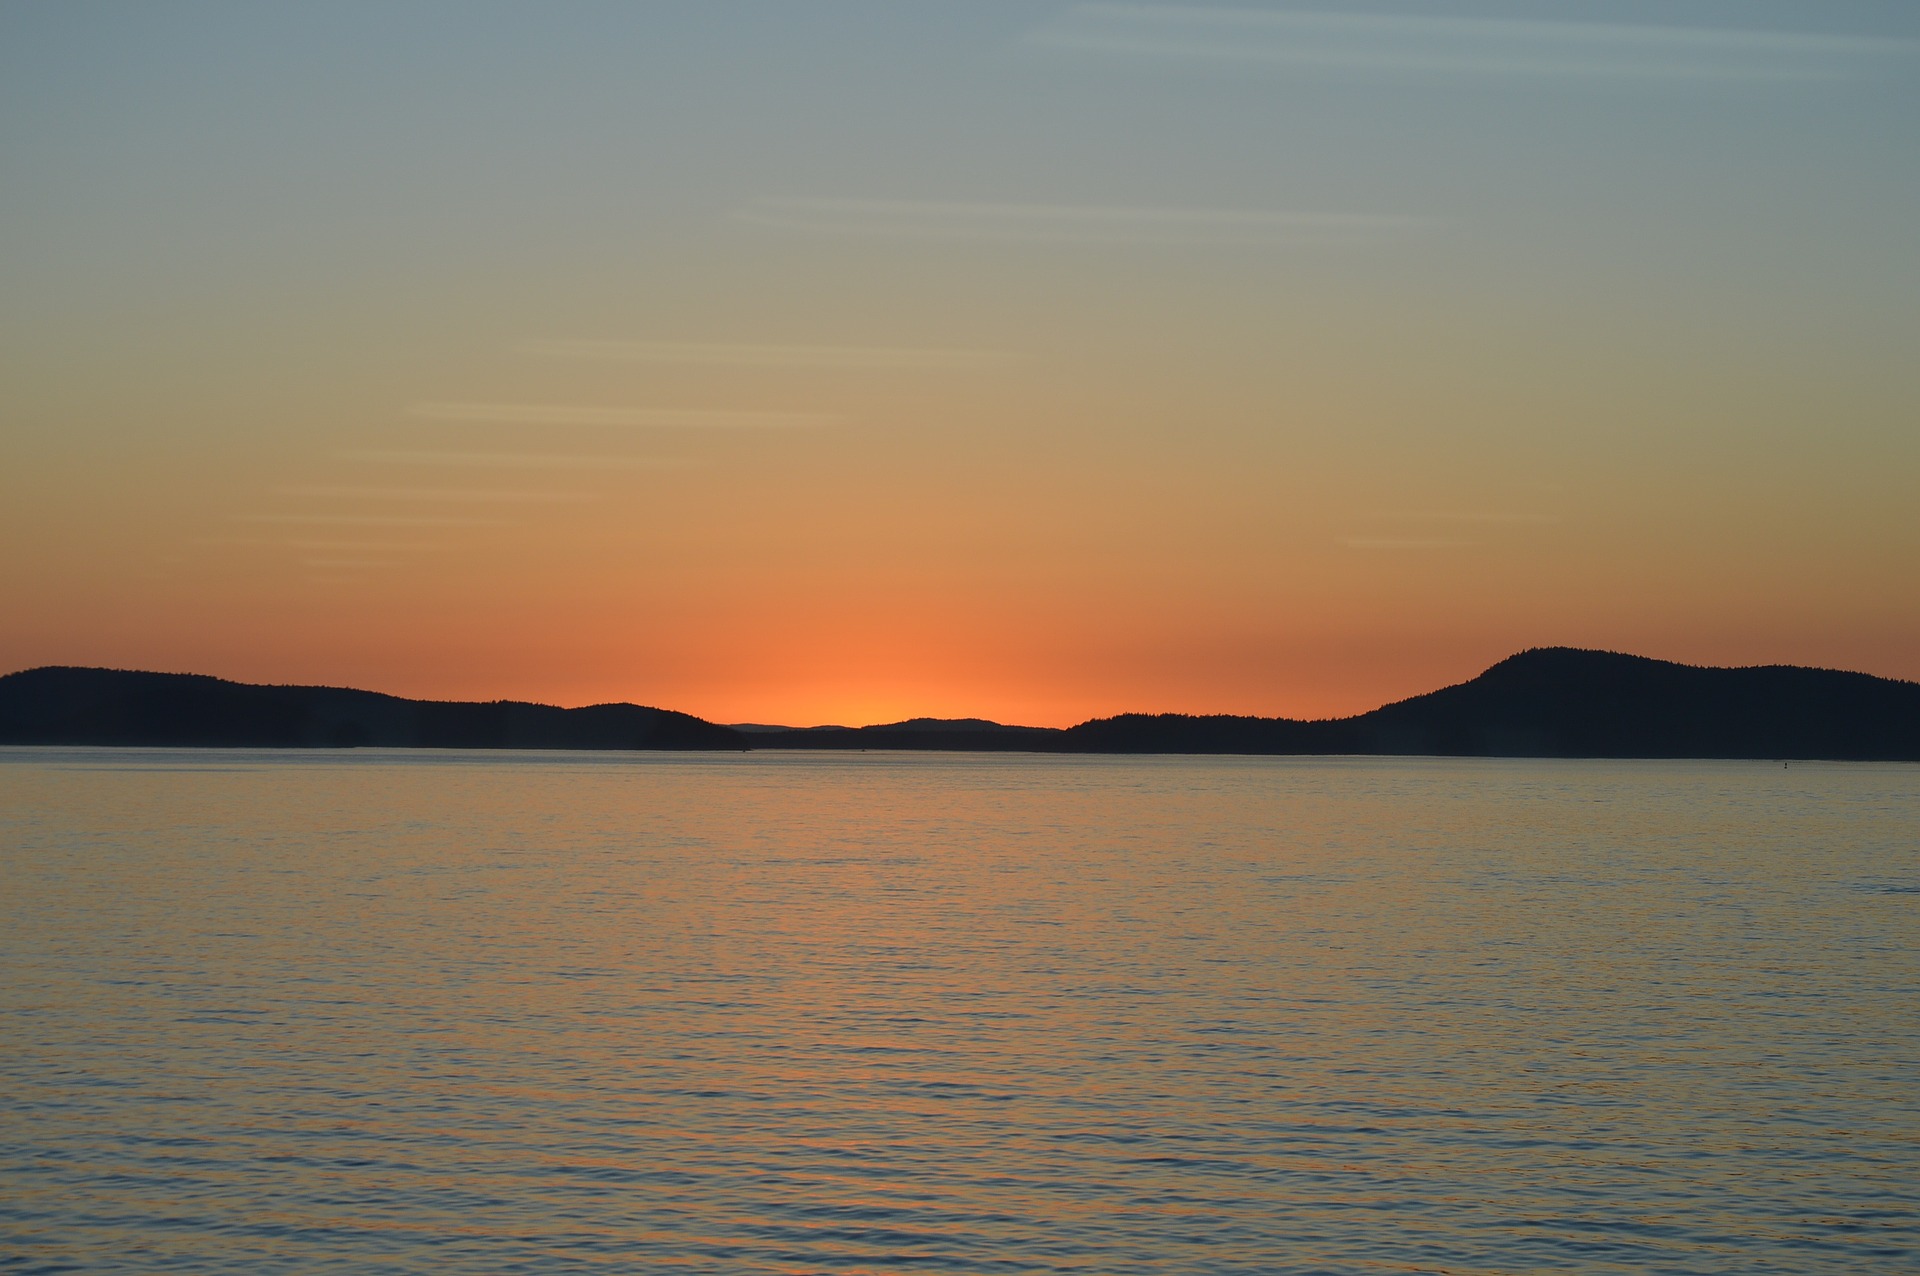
2;749;1916;1274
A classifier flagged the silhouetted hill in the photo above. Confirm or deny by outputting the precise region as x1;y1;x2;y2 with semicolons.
0;667;747;750
1060;713;1317;754
1059;649;1920;760
871;718;1023;732
5;650;1916;758
729;723;828;734
746;721;1056;751
1340;648;1920;759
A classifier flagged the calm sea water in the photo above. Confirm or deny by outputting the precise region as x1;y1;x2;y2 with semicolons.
2;749;1916;1274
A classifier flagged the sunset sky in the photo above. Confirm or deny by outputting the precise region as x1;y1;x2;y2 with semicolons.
4;1;1917;726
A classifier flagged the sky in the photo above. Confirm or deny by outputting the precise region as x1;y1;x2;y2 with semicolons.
3;1;1917;726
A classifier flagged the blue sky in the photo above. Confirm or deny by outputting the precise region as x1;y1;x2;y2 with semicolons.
3;2;1916;721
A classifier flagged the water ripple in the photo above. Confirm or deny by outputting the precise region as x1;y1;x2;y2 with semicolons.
2;750;1917;1272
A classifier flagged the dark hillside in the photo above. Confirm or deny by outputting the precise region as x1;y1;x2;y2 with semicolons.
1059;649;1920;760
5;651;1916;759
0;667;747;750
1338;648;1920;760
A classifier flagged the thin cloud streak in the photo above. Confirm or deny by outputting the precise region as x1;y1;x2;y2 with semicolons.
521;340;1013;370
340;450;698;471
1026;5;1913;82
276;485;600;504
196;537;439;552
409;403;840;429
1342;537;1479;550
231;514;507;528
737;196;1427;245
1361;511;1561;524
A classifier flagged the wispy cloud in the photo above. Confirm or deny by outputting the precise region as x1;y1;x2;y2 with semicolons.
736;196;1426;244
1342;536;1478;550
198;536;439;552
1359;511;1560;525
275;485;600;504
231;513;507;528
1025;5;1913;82
339;450;697;471
520;340;1013;371
1340;509;1556;548
408;402;839;429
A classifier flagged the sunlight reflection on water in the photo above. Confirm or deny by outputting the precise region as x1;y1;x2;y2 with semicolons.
2;749;1916;1273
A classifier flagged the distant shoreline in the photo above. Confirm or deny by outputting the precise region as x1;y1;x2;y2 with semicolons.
4;648;1918;761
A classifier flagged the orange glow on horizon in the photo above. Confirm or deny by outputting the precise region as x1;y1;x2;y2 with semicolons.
4;5;1917;721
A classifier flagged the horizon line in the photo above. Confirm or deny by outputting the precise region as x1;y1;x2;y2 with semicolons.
4;646;1914;734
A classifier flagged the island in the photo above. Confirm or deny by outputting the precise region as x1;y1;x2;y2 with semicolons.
3;648;1916;760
